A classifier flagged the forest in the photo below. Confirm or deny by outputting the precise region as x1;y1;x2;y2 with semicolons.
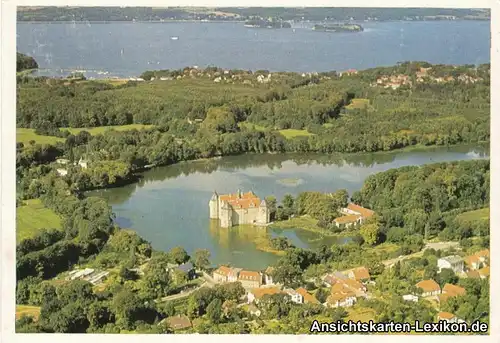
15;61;490;191
17;53;38;72
14;54;490;333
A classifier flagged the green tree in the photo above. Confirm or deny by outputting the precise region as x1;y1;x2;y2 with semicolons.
193;249;211;270
168;246;189;264
141;260;171;299
206;298;223;324
437;268;459;287
360;223;380;246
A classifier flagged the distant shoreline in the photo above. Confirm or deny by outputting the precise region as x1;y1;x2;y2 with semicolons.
17;18;490;24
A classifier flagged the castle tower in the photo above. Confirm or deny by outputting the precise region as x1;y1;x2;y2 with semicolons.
258;199;270;224
220;200;232;228
209;191;219;219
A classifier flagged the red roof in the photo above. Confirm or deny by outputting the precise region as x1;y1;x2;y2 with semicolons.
416;279;441;292
250;287;281;299
238;270;261;282
296;287;319;304
442;284;466;296
220;191;262;209
438;312;455;320
350;267;370;281
334;215;361;224
347;203;375;218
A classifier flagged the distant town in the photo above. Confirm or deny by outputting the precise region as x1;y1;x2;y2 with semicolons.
17;7;490;23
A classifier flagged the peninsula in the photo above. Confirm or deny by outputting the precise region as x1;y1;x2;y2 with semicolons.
313;23;364;32
244;20;291;29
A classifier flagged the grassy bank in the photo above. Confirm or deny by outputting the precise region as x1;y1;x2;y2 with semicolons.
252;235;286;256
16;199;63;242
270;215;351;237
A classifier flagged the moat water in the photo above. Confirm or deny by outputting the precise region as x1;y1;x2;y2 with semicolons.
88;144;489;270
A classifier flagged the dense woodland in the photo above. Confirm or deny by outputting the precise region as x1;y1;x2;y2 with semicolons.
16;61;490;190
17;53;38;72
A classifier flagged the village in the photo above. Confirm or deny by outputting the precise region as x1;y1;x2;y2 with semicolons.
62;198;490;332
370;66;485;90
156;201;491;331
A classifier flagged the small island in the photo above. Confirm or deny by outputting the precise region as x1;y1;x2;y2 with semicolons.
313;23;364;32
244;20;292;29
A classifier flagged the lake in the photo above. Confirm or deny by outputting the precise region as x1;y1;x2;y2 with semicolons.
17;20;490;78
87;145;489;270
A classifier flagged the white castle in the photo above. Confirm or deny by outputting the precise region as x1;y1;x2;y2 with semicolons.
209;190;270;228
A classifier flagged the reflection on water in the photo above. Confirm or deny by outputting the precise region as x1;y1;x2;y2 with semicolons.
87;144;489;269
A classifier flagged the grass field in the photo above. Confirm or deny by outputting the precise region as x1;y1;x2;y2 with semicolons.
16;305;41;321
345;98;370;110
61;124;155;135
16;128;63;145
17;125;154;145
456;207;490;224
278;129;314;139
16;199;62;242
270;215;339;236
346;306;376;322
238;122;267;131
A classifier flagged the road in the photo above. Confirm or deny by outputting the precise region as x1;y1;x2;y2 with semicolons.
310;241;462;282
155;271;216;303
381;241;461;267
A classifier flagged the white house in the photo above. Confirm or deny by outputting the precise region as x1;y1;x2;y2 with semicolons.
56;168;68;176
213;266;241;283
264;266;275;285
437;255;464;273
78;158;89;169
284;288;303;304
402;294;419;302
247;287;281;304
437;312;464;323
326;293;357;308
415;279;441;297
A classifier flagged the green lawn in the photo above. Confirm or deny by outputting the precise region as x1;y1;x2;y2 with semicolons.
61;124;155;135
345;98;370;110
16;199;62;242
270;215;337;236
456;207;490;223
238;122;267;131
346;306;376;322
16;305;41;321
16;128;63;145
278;129;314;139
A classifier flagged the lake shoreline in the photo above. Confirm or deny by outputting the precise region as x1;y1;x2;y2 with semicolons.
87;143;488;270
